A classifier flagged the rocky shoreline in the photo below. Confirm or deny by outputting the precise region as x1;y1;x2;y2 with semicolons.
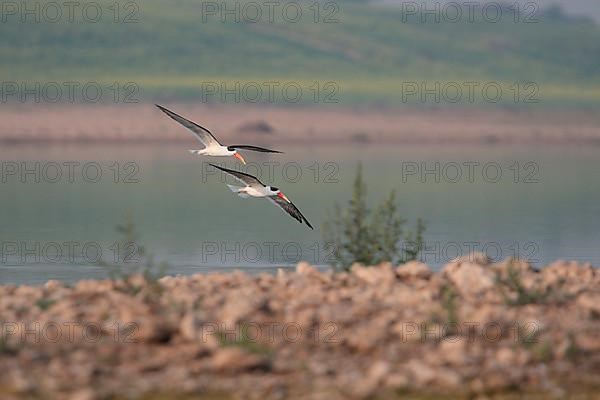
1;256;599;399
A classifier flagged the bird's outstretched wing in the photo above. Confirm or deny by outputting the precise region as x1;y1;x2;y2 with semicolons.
227;145;283;154
267;195;314;229
210;164;264;188
156;105;221;148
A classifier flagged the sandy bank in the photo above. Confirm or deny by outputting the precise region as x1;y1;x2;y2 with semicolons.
1;256;599;399
1;104;600;145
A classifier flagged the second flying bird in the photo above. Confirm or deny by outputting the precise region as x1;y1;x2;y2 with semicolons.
211;164;314;230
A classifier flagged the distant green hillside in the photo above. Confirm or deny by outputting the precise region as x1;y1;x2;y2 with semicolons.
1;0;599;105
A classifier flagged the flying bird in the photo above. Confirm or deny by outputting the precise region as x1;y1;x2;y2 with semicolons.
155;104;282;165
210;164;313;229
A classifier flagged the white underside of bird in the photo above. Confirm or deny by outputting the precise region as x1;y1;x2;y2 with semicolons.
189;146;246;164
226;184;287;200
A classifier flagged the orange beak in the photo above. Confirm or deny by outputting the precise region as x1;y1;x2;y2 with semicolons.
233;152;246;165
277;192;290;203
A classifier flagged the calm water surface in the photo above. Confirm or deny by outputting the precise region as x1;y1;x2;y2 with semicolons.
1;143;599;285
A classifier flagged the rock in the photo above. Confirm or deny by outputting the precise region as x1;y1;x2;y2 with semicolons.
543;260;595;285
353;361;390;396
495;347;516;366
435;369;462;387
439;339;467;365
74;279;114;293
368;361;390;382
276;268;287;281
127;274;149;288
210;348;268;373
576;292;600;317
575;332;600;352
453;251;491;265
494;258;534;275
385;373;409;389
352;263;396;285
14;285;42;299
6;369;36;392
397;261;432;280
180;313;200;341
220;293;266;327
296;262;317;275
69;388;95;400
346;320;388;352
443;257;495;297
482;369;513;391
407;360;436;387
44;280;64;291
391;320;424;343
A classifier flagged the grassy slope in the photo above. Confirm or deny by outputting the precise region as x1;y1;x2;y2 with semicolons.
1;0;599;105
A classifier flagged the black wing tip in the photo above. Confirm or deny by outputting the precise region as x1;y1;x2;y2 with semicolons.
155;104;174;115
291;202;314;230
230;145;284;154
208;163;226;171
209;163;258;180
303;217;314;229
294;215;313;229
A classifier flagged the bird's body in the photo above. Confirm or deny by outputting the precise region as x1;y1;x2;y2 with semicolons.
156;104;282;165
229;184;271;198
210;164;314;229
189;147;236;157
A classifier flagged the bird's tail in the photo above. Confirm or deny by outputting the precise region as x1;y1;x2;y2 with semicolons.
188;150;202;155
227;184;249;198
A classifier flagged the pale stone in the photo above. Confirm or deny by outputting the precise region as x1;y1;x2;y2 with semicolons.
443;259;495;297
397;260;432;280
352;263;396;285
296;262;316;275
439;339;467;365
211;348;266;372
407;360;436;386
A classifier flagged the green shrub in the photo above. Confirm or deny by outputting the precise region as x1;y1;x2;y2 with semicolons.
495;262;549;306
100;211;167;287
323;163;425;270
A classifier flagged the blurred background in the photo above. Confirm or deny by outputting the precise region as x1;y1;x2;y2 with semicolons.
1;0;599;284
